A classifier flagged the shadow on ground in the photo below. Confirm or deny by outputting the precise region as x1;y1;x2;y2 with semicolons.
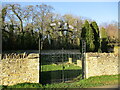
40;69;82;85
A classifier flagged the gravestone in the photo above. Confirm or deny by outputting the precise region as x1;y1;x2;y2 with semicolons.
68;58;72;64
77;60;82;67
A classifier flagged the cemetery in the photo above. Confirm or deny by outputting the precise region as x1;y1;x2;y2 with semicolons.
0;2;119;88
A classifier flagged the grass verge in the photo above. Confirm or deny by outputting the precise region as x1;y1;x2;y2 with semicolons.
1;74;119;88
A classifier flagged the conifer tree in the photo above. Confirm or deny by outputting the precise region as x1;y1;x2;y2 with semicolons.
90;21;100;52
100;27;108;52
81;20;95;52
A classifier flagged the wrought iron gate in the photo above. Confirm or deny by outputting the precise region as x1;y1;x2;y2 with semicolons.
39;21;86;84
40;50;83;84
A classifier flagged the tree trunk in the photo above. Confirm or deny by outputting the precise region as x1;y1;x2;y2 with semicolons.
11;6;23;33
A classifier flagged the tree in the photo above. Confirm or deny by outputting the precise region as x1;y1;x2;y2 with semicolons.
63;14;83;49
1;6;17;50
106;22;118;45
100;27;107;39
1;6;7;29
63;14;82;28
8;4;24;33
81;20;95;52
100;27;108;52
90;21;100;52
35;4;54;49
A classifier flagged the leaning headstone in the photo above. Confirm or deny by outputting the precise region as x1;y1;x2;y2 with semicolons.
68;58;72;64
77;60;82;67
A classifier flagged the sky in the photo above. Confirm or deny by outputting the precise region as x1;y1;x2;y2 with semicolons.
2;2;118;25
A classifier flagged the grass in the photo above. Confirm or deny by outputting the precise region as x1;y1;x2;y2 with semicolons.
41;63;81;72
44;74;119;88
2;74;119;88
41;63;82;84
5;83;43;88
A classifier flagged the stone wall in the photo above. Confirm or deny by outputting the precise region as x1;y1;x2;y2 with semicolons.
0;51;119;85
85;53;119;79
0;53;39;86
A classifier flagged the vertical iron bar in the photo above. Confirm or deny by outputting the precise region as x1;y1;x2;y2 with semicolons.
84;41;86;79
62;48;65;82
39;32;41;83
81;40;83;79
82;39;86;79
0;26;2;61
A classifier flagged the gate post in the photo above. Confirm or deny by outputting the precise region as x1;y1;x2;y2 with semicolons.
81;40;86;79
39;33;41;83
0;28;2;60
62;48;65;82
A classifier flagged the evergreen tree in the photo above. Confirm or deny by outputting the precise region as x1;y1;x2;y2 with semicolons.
90;21;100;52
81;20;95;52
100;27;107;39
100;27;108;52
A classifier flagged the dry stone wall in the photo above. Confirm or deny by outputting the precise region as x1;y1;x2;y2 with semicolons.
0;51;119;85
0;53;39;86
85;53;119;79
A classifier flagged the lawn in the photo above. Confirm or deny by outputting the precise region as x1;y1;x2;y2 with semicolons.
41;63;82;84
41;63;81;72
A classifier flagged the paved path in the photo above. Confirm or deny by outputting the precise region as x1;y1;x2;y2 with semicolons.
92;85;119;88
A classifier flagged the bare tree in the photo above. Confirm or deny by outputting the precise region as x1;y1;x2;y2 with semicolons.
8;4;24;33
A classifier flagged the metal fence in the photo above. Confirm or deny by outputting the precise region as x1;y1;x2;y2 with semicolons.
40;50;82;84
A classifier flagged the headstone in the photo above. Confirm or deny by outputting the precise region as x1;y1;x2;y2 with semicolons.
77;60;82;67
68;58;72;64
